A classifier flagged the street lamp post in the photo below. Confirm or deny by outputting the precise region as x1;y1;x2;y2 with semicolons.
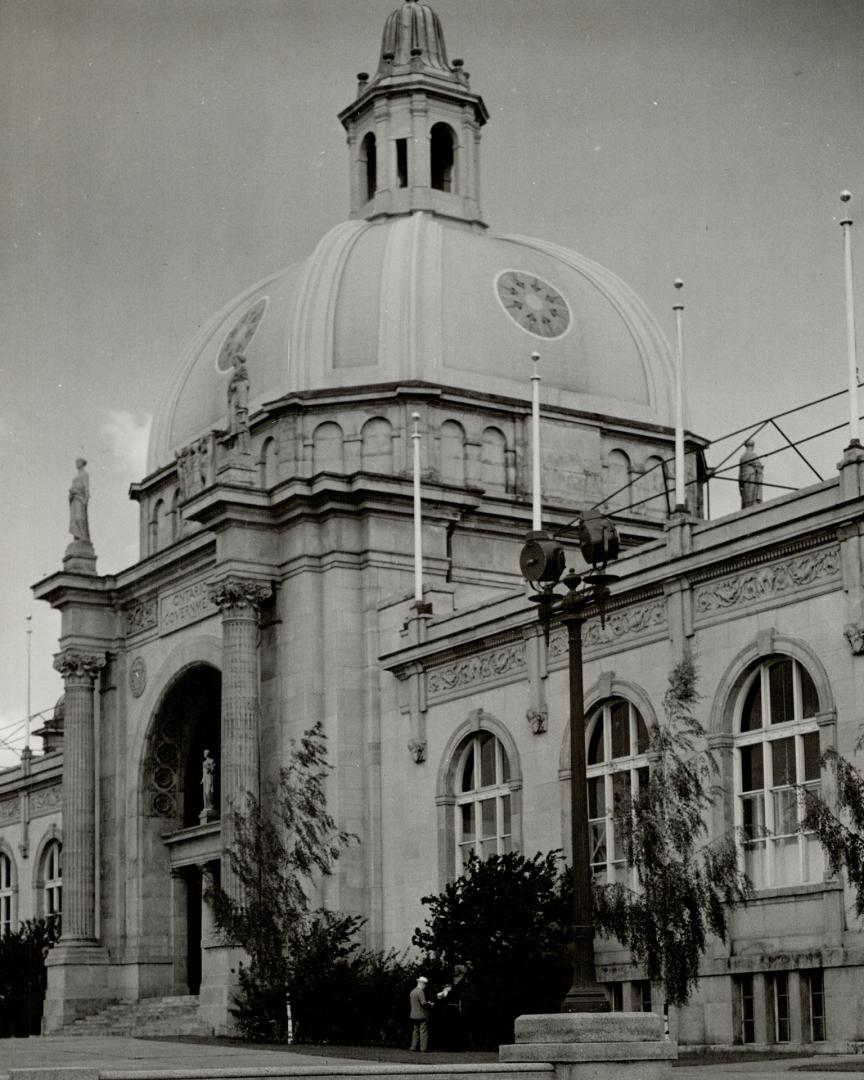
519;512;620;1014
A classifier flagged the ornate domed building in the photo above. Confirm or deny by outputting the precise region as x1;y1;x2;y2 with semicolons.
6;0;864;1053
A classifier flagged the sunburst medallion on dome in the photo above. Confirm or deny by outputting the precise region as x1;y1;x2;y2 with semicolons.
216;297;269;372
495;270;571;339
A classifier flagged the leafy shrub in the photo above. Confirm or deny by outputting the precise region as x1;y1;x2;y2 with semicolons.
0;919;57;1038
412;851;572;1046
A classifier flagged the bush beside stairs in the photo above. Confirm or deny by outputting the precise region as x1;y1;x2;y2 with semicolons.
59;995;214;1038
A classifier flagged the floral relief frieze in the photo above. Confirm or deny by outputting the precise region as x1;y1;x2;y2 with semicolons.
427;642;525;699
694;545;841;619
29;785;61;816
0;796;19;823
548;597;667;659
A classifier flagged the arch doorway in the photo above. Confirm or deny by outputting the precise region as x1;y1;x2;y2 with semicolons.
145;663;221;996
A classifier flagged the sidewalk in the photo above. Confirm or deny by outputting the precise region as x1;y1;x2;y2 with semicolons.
2;1037;863;1080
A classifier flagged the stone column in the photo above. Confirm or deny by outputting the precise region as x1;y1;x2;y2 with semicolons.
208;577;271;902
53;649;105;943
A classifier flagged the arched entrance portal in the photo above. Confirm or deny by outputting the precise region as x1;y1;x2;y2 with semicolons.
144;664;221;996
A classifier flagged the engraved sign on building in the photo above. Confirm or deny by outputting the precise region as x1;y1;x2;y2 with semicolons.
160;581;217;635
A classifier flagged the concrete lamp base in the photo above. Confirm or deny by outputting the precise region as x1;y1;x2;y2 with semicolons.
500;1012;677;1080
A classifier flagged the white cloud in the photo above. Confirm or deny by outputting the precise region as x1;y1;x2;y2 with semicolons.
101;410;152;479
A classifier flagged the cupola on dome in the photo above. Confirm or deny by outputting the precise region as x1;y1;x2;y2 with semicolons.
146;2;676;474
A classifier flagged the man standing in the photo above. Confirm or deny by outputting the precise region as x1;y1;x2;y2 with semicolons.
409;975;432;1052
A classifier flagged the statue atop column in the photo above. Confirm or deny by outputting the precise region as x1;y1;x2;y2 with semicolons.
64;458;97;574
738;439;763;508
68;458;90;542
200;749;217;823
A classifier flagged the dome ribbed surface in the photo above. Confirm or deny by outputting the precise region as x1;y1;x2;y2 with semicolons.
375;1;452;81
146;214;676;472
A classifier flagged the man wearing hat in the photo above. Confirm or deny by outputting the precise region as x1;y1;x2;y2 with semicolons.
409;975;432;1052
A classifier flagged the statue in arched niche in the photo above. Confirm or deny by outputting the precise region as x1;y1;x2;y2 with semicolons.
200;749;217;822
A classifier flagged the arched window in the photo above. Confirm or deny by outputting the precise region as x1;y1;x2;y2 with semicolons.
361;132;377;202
171;488;182;542
440;420;466;487
605;449;632;512
586;698;650;884
735;657;823;889
641;455;670;515
455;732;513;870
0;852;14;936
430;122;455;192
42;840;62;934
260;435;279;489
481;427;507;491
313;421;345;473
361;417;393;473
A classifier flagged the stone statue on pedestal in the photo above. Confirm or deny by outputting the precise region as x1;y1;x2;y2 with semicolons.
200;749;217;822
738;439;763;508
68;458;90;542
63;457;97;574
227;352;250;452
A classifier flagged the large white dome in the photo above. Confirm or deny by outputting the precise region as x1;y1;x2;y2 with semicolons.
147;213;675;473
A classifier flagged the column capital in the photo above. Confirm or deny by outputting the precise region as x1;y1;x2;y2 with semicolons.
53;650;106;685
207;577;272;615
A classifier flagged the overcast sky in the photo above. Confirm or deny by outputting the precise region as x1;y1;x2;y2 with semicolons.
1;0;863;766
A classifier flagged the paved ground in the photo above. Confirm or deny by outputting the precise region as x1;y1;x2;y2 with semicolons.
1;1038;863;1080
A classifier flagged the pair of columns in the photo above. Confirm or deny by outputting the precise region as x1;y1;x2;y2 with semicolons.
54;576;271;946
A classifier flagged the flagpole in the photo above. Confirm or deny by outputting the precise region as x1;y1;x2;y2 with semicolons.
25;615;32;753
411;412;423;604
673;279;686;510
841;191;860;447
531;352;542;531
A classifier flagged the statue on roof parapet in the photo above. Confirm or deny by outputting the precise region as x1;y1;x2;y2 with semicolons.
738;439;763;508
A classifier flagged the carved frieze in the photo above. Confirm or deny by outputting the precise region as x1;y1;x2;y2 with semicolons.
175;433;216;501
30;785;61;816
694;546;841;618
124;599;158;637
547;597;667;660
427;641;525;700
0;796;19;824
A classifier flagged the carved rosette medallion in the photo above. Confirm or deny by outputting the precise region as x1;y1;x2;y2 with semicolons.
495;270;571;339
53;650;106;685
208;578;272;615
147;713;183;819
129;656;147;698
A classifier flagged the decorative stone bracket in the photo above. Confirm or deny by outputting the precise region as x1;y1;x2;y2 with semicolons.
844;620;864;655
397;661;428;764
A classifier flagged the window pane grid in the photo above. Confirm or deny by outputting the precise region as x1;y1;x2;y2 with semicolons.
456;734;514;872
736;659;823;889
586;700;649;885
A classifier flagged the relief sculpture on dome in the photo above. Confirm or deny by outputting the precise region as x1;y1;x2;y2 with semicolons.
175;433;216;501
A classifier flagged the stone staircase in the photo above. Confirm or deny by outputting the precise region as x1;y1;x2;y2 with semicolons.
60;994;214;1037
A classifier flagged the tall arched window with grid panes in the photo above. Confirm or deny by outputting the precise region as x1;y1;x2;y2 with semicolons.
42;840;62;935
455;731;514;871
0;852;13;936
586;698;650;884
735;656;823;889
